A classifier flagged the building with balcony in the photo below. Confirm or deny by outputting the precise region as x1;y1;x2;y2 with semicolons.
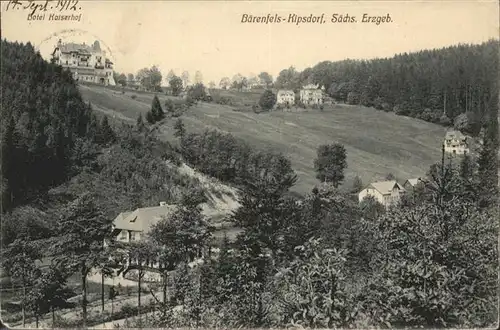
443;130;469;155
299;84;324;106
276;89;296;106
51;39;116;86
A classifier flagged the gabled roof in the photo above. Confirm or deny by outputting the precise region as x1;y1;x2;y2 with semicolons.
59;43;92;54
113;204;177;233
301;83;320;90
277;89;294;96
445;130;466;140
56;40;102;54
404;178;422;187
366;180;405;195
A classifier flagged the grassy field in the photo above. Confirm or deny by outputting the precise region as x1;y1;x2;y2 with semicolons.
78;84;447;195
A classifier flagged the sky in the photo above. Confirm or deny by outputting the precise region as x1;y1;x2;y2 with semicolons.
2;1;499;84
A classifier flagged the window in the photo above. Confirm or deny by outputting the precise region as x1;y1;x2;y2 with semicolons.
120;230;127;240
130;232;136;241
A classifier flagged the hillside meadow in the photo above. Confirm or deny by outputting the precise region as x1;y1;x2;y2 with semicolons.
78;84;447;195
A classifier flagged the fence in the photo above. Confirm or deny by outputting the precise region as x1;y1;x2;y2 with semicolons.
1;276;163;328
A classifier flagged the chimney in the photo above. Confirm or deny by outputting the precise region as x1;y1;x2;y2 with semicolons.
159;201;166;206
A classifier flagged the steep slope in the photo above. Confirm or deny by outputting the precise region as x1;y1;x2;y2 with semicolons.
79;84;446;194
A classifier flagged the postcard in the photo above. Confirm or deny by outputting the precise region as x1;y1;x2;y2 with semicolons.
1;1;499;329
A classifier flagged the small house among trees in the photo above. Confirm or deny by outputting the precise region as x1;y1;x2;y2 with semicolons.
358;180;406;208
443;130;469;155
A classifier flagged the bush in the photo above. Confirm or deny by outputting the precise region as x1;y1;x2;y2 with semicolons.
131;95;137;100
365;200;498;328
213;96;232;106
185;96;195;107
346;91;359;105
439;114;452;126
164;99;175;113
393;104;411;116
187;83;207;101
269;238;358;328
259;90;277;110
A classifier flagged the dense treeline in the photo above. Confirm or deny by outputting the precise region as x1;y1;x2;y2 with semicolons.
1;40;101;210
279;40;499;134
177;126;296;190
106;144;496;329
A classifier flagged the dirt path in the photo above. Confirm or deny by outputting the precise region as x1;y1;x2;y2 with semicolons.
90;311;160;329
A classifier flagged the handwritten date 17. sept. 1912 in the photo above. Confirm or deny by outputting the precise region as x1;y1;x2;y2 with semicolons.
5;0;81;16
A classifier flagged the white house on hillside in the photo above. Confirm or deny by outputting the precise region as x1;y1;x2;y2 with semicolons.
358;180;406;207
51;39;115;86
299;84;323;105
276;90;295;106
443;130;468;155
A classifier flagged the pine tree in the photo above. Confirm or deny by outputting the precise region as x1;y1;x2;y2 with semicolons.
136;113;145;131
54;124;68;183
151;95;165;122
477;120;499;208
351;175;364;194
97;116;116;145
87;114;100;142
459;153;474;179
145;110;155;124
174;119;186;139
314;144;347;187
1;116;17;210
51;193;112;328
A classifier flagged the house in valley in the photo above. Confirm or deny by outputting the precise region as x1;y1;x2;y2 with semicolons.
443;130;469;155
403;178;424;191
299;84;323;106
108;202;177;281
358;180;406;207
51;39;115;86
276;89;295;106
111;202;176;244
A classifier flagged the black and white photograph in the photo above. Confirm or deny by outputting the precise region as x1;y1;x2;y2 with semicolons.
0;1;499;328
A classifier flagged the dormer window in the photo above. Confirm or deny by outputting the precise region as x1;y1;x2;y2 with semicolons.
130;216;137;223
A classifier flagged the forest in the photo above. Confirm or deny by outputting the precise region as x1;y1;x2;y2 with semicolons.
276;40;499;135
0;39;499;329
